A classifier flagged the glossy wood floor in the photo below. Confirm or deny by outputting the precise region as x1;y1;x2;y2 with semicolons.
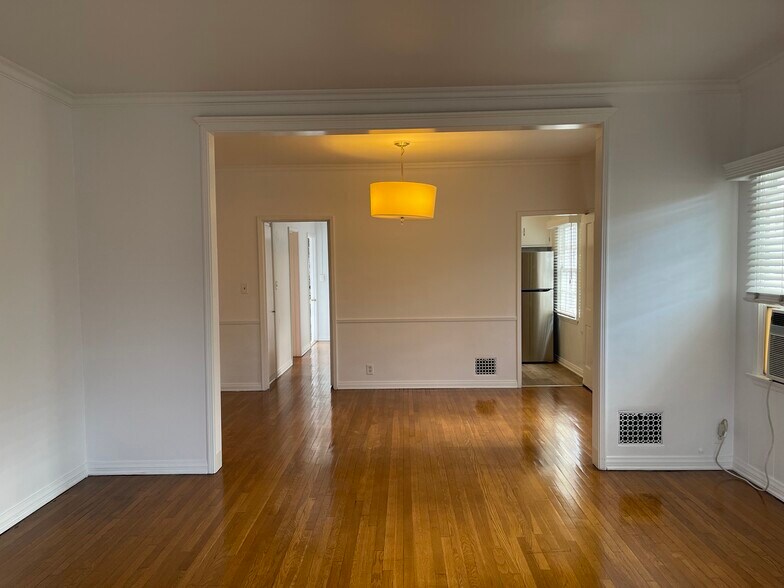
521;362;584;387
3;344;784;586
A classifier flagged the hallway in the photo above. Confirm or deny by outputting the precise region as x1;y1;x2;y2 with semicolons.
1;343;784;586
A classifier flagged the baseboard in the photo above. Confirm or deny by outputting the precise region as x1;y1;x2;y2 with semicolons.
556;356;583;377
336;379;519;390
87;460;209;476
0;464;87;535
733;459;784;503
605;454;732;470
317;337;330;342
276;360;293;378
221;382;262;391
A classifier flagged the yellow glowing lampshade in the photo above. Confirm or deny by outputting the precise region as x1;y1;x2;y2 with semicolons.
369;181;437;220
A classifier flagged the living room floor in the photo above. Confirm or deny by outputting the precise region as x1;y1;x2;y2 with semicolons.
1;343;783;586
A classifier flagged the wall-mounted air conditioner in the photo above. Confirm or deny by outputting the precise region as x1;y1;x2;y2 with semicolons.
765;308;784;383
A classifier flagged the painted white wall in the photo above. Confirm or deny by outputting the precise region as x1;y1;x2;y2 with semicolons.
217;162;586;387
733;56;784;499
71;86;739;472
0;71;86;533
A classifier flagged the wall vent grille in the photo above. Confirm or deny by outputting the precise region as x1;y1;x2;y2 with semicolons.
475;357;497;376
618;412;662;445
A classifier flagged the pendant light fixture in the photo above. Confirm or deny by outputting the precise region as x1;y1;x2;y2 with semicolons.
370;141;437;222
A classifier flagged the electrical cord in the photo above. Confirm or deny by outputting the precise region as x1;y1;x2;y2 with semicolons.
714;379;775;493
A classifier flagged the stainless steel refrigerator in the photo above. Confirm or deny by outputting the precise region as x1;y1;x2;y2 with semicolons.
521;248;554;363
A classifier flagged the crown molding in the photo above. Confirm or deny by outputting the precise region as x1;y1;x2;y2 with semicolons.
73;80;739;108
215;157;586;173
738;50;784;88
724;145;784;180
0;55;74;106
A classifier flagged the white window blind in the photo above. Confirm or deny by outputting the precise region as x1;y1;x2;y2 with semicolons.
748;168;784;303
554;222;578;319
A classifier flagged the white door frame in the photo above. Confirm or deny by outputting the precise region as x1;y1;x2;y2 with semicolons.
256;218;338;391
197;107;613;473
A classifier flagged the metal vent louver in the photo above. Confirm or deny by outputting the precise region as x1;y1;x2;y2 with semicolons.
475;357;497;376
766;309;784;383
619;412;662;445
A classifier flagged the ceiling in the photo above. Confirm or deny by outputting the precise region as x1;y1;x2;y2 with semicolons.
1;1;783;94
214;128;597;167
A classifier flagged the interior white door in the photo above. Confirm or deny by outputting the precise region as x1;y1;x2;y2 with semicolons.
288;231;302;357
264;223;277;386
307;235;317;347
582;215;595;390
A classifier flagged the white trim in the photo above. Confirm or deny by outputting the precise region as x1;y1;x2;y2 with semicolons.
222;382;263;391
337;379;519;390
605;455;732;470
276;359;294;378
336;316;516;324
216;158;585;172
556;356;584;377
0;55;74;106
219;319;260;326
0;464;87;536
87;460;209;476
724;145;784;180
74;80;738;107
733;460;784;504
738;49;784;87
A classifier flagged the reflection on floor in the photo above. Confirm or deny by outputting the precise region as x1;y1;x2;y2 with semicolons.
522;361;584;386
3;342;784;585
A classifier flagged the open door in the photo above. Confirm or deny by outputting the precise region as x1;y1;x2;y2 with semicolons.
288;231;302;357
264;223;277;387
582;214;595;390
307;235;317;347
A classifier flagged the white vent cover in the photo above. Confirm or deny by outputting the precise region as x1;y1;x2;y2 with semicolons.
475;357;497;376
619;412;662;445
766;309;784;383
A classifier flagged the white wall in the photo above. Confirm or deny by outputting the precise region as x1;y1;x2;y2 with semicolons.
0;70;86;533
216;162;586;388
734;56;784;500
71;86;739;472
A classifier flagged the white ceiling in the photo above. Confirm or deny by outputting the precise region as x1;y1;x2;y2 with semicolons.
214;129;597;167
1;1;783;94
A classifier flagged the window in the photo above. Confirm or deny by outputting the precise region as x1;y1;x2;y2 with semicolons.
747;168;784;303
554;222;578;319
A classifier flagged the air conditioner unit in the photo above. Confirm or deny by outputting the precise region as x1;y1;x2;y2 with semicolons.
765;308;784;383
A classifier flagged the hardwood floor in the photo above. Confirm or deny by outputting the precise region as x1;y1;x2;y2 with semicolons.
2;343;784;586
521;362;584;386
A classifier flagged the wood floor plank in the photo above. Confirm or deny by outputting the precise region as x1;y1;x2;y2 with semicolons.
2;343;784;586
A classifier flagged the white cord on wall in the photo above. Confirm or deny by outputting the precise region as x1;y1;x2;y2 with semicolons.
714;379;775;493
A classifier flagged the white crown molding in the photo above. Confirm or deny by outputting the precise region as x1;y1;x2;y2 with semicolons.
74;80;739;108
336;379;519;390
216;158;583;172
724;145;784;180
335;316;517;324
738;49;784;88
0;55;74;106
0;464;87;535
87;460;209;475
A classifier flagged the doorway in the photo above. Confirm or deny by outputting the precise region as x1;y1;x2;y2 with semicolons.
257;220;332;390
519;213;595;388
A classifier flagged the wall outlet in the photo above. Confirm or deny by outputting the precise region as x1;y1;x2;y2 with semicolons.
240;283;249;294
365;364;374;376
717;418;729;440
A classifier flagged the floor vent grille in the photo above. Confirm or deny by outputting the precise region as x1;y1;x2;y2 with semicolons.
619;411;662;445
475;357;497;376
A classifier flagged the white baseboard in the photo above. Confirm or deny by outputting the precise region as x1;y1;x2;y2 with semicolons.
733;459;784;503
87;460;209;476
556;356;583;377
0;464;87;535
605;454;732;470
316;337;330;342
336;379;519;390
221;382;262;391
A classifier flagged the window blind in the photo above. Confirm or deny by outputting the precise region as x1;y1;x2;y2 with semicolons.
554;222;578;319
748;168;784;303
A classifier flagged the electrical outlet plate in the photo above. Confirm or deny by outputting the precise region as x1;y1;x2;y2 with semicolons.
365;364;374;376
717;419;729;439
